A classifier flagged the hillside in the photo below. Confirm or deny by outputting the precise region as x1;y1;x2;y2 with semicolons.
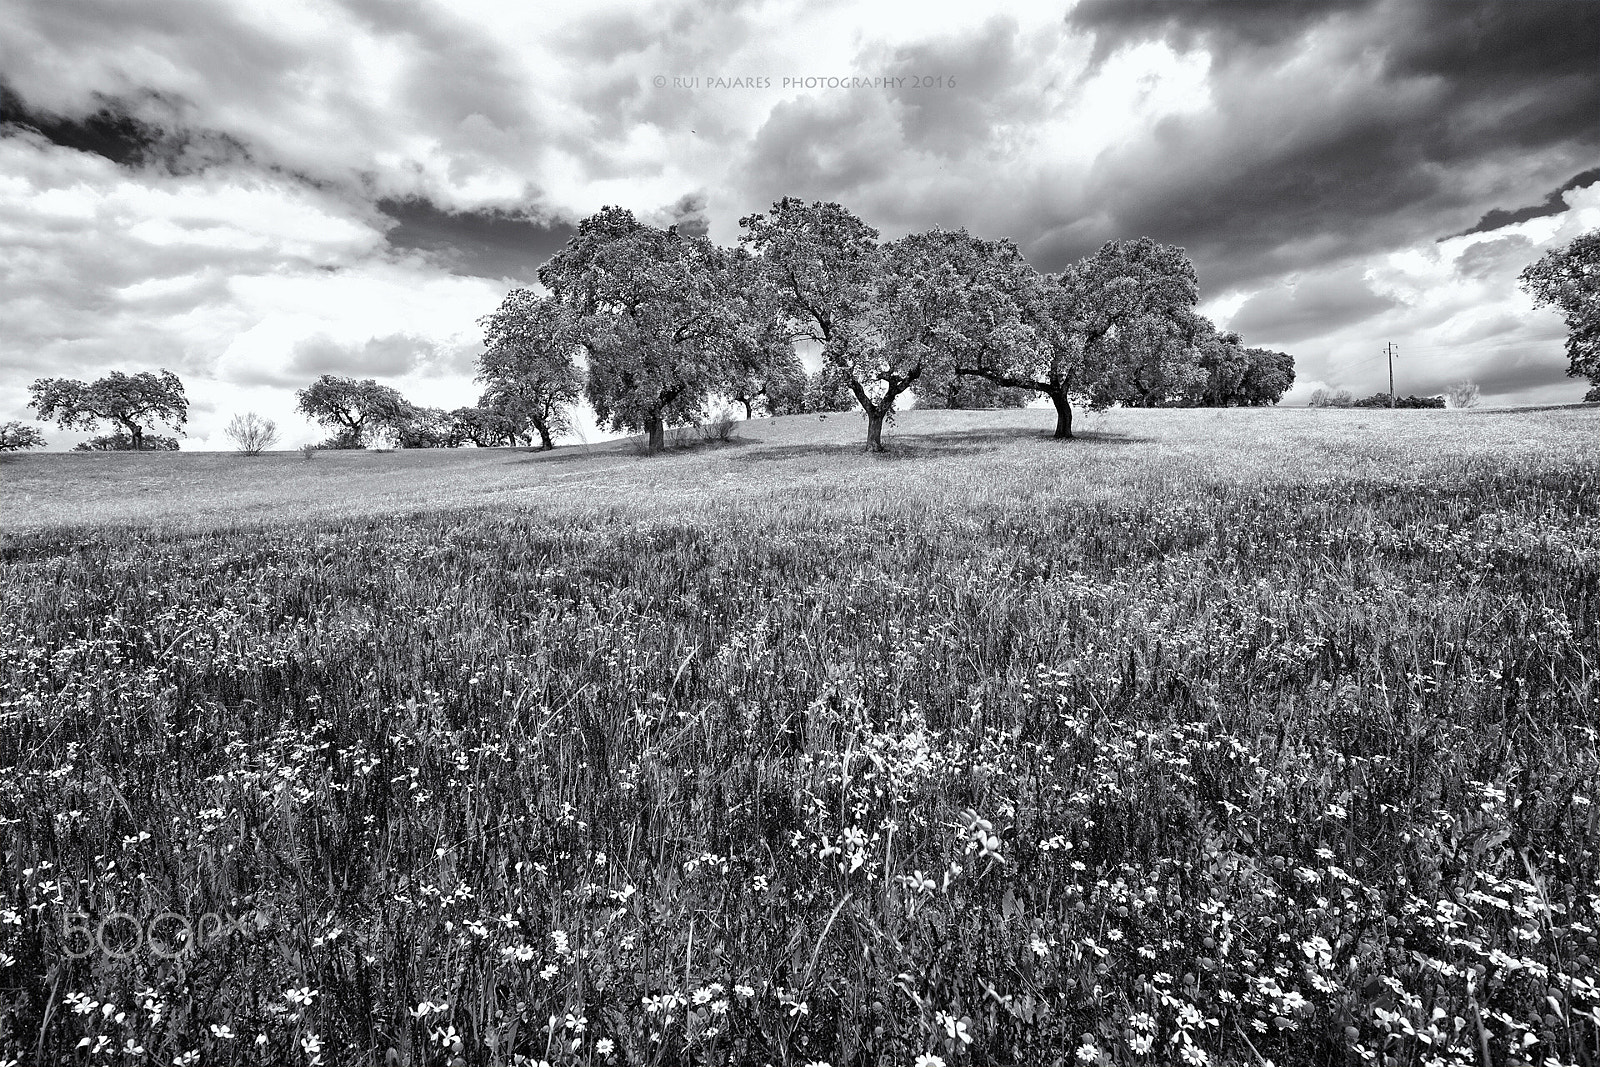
2;404;1598;1065
3;405;1597;535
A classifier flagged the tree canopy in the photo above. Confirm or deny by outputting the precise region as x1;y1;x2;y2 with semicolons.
541;207;749;452
0;421;46;451
475;288;585;449
28;369;188;451
953;238;1200;437
295;374;414;448
1519;230;1600;400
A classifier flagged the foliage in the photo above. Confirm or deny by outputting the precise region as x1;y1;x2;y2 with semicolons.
914;372;1033;410
739;198;898;445
223;412;279;455
1519;229;1600;396
541;207;747;453
448;406;521;448
2;439;1598;1065
294;375;415;449
71;431;181;451
1171;324;1296;407
1353;393;1446;409
0;421;45;451
28;369;188;451
1444;381;1482;409
957;237;1201;437
393;407;464;449
475;289;585;450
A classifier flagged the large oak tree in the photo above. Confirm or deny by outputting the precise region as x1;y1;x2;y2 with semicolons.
956;237;1201;437
541;207;747;453
28;369;188;451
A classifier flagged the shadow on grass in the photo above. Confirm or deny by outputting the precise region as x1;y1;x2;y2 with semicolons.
728;427;1149;464
510;436;756;465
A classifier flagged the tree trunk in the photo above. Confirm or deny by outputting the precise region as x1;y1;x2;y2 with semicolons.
740;397;754;420
129;425;144;451
866;409;886;452
645;415;665;454
1049;392;1074;439
535;421;554;450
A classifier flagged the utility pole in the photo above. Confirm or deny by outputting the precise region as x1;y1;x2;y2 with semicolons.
1385;342;1398;407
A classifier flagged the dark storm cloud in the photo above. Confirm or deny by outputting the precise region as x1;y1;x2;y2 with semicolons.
1448;168;1600;240
379;198;575;283
1068;0;1372;66
0;82;251;174
1228;267;1400;346
1055;0;1600;293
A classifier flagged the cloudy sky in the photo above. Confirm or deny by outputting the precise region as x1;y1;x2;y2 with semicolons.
2;0;1596;448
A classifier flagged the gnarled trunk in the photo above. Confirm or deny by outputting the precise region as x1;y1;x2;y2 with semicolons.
865;409;886;452
1049;391;1074;439
535;421;554;450
644;415;665;454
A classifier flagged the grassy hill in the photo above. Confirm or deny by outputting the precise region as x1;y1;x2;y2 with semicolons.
1;405;1598;1065
3;404;1596;534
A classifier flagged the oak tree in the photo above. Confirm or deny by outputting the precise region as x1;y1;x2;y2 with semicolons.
475;288;584;450
28;369;188;451
295;374;414;448
1519;230;1600;399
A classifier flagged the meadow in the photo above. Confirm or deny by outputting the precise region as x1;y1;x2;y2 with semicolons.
1;405;1598;1066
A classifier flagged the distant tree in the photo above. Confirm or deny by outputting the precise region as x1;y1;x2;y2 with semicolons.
1444;380;1482;409
74;431;180;451
475;288;585;450
1519;230;1599;399
295;374;414;449
1308;387;1355;408
541;207;746;453
1236;347;1296;405
223;412;279;455
956;237;1200;437
916;372;1032;410
725;320;806;419
28;369;188;451
448;406;520;447
394;406;464;448
0;421;45;451
1352;393;1444;409
768;366;858;415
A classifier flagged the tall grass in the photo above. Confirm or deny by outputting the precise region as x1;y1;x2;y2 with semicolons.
1;421;1598;1065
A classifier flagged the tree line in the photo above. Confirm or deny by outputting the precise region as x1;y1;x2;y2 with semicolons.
8;216;1595;457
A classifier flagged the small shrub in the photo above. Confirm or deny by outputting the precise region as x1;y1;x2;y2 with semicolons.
700;411;739;443
223;412;280;455
1444;380;1481;409
1307;387;1354;408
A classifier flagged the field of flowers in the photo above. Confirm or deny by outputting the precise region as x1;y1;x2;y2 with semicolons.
1;409;1598;1066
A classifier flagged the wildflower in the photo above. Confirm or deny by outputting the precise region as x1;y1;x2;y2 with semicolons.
284;986;318;1007
209;1024;235;1040
914;1055;947;1067
595;1037;615;1056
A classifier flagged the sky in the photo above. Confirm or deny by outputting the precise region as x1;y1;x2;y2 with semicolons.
1;0;1597;449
